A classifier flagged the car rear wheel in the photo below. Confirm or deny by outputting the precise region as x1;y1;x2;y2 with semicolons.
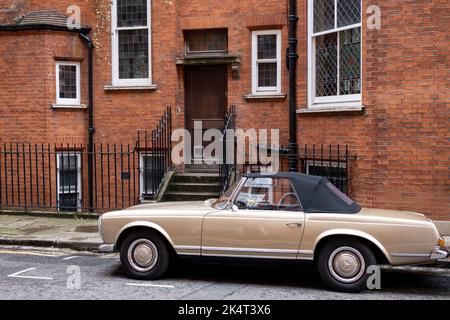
317;239;377;292
120;230;170;280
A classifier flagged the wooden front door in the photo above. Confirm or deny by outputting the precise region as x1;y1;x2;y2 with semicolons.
185;65;227;162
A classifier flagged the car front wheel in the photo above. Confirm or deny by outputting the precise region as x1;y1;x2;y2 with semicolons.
317;239;377;292
120;230;170;280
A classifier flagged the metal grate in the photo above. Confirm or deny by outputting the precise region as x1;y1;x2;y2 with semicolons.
337;0;361;27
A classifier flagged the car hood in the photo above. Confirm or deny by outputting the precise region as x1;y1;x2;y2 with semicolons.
102;201;217;219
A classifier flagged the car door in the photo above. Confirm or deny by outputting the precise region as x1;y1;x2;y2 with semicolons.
201;177;305;259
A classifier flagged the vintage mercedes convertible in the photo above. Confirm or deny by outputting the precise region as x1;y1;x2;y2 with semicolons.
98;172;448;292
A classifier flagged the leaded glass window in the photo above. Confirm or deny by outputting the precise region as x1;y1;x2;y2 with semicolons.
311;0;361;102
112;0;151;85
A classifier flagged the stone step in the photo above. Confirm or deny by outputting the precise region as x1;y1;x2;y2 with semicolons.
164;191;220;202
169;182;220;193
173;173;221;184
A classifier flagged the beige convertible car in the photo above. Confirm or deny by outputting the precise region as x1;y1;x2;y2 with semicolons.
98;172;448;292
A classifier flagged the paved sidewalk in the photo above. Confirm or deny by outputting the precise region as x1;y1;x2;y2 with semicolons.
0;214;101;251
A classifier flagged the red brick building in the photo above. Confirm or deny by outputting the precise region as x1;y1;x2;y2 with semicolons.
0;1;448;224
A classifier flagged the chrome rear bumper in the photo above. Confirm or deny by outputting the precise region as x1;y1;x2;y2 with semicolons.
430;246;449;260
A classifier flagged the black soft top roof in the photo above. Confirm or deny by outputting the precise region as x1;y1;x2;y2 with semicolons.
243;172;361;214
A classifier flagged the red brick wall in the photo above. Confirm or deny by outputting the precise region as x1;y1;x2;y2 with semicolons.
295;0;450;219
0;0;448;219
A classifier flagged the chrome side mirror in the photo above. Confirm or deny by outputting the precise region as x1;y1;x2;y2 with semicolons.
231;204;239;212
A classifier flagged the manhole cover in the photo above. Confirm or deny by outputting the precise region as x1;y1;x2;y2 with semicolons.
74;225;98;233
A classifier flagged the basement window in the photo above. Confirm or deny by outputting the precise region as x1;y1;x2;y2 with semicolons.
140;151;166;199
56;62;80;106
306;160;348;194
57;152;82;212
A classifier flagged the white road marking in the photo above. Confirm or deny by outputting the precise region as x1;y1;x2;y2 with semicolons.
125;282;175;289
63;256;80;260
7;268;54;280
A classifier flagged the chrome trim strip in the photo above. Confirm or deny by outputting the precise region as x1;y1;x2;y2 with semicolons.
391;253;429;258
174;245;201;251
201;246;298;254
201;253;298;260
298;250;314;256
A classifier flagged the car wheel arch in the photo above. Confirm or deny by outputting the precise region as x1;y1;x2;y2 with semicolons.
313;231;391;265
115;222;175;255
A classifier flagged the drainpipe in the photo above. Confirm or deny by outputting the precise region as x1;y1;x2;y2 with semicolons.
287;0;299;172
79;33;95;211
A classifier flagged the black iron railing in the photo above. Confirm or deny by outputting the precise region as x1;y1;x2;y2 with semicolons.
0;107;172;213
219;105;236;194
243;144;351;195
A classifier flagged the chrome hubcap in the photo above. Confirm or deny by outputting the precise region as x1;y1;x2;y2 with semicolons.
127;239;158;272
328;246;365;283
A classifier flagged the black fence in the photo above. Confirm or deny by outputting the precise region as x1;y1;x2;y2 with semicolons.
0;108;172;213
243;144;351;195
219;105;236;194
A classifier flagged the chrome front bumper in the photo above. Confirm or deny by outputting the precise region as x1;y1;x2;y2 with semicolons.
430;246;450;260
98;243;115;253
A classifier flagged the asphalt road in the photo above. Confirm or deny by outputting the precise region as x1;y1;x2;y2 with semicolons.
0;246;449;300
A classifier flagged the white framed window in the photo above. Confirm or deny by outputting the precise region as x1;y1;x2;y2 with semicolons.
251;30;282;95
56;62;80;105
308;0;362;108
111;0;152;86
56;152;82;212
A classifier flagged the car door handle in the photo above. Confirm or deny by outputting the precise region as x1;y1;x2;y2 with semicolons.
286;223;303;227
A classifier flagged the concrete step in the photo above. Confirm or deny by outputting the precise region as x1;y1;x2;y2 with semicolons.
169;182;220;193
173;173;221;184
164;191;220;202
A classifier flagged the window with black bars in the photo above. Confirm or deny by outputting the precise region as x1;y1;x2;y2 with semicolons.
57;153;81;212
313;0;361;98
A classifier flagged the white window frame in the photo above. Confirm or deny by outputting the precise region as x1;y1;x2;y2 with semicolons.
251;30;282;95
307;0;362;108
56;152;82;212
56;62;80;106
111;0;152;87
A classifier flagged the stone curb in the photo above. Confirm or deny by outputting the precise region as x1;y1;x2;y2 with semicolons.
0;237;102;252
0;210;100;220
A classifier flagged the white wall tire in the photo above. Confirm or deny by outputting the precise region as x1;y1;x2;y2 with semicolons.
317;239;377;292
120;230;170;280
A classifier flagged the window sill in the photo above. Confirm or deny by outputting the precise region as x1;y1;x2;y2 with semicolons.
52;104;87;110
244;93;287;101
297;105;364;114
104;84;158;91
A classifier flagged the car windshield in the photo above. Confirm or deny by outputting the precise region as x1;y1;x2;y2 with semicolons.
211;179;243;210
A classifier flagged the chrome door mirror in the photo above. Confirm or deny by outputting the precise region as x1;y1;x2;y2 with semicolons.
231;204;239;212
